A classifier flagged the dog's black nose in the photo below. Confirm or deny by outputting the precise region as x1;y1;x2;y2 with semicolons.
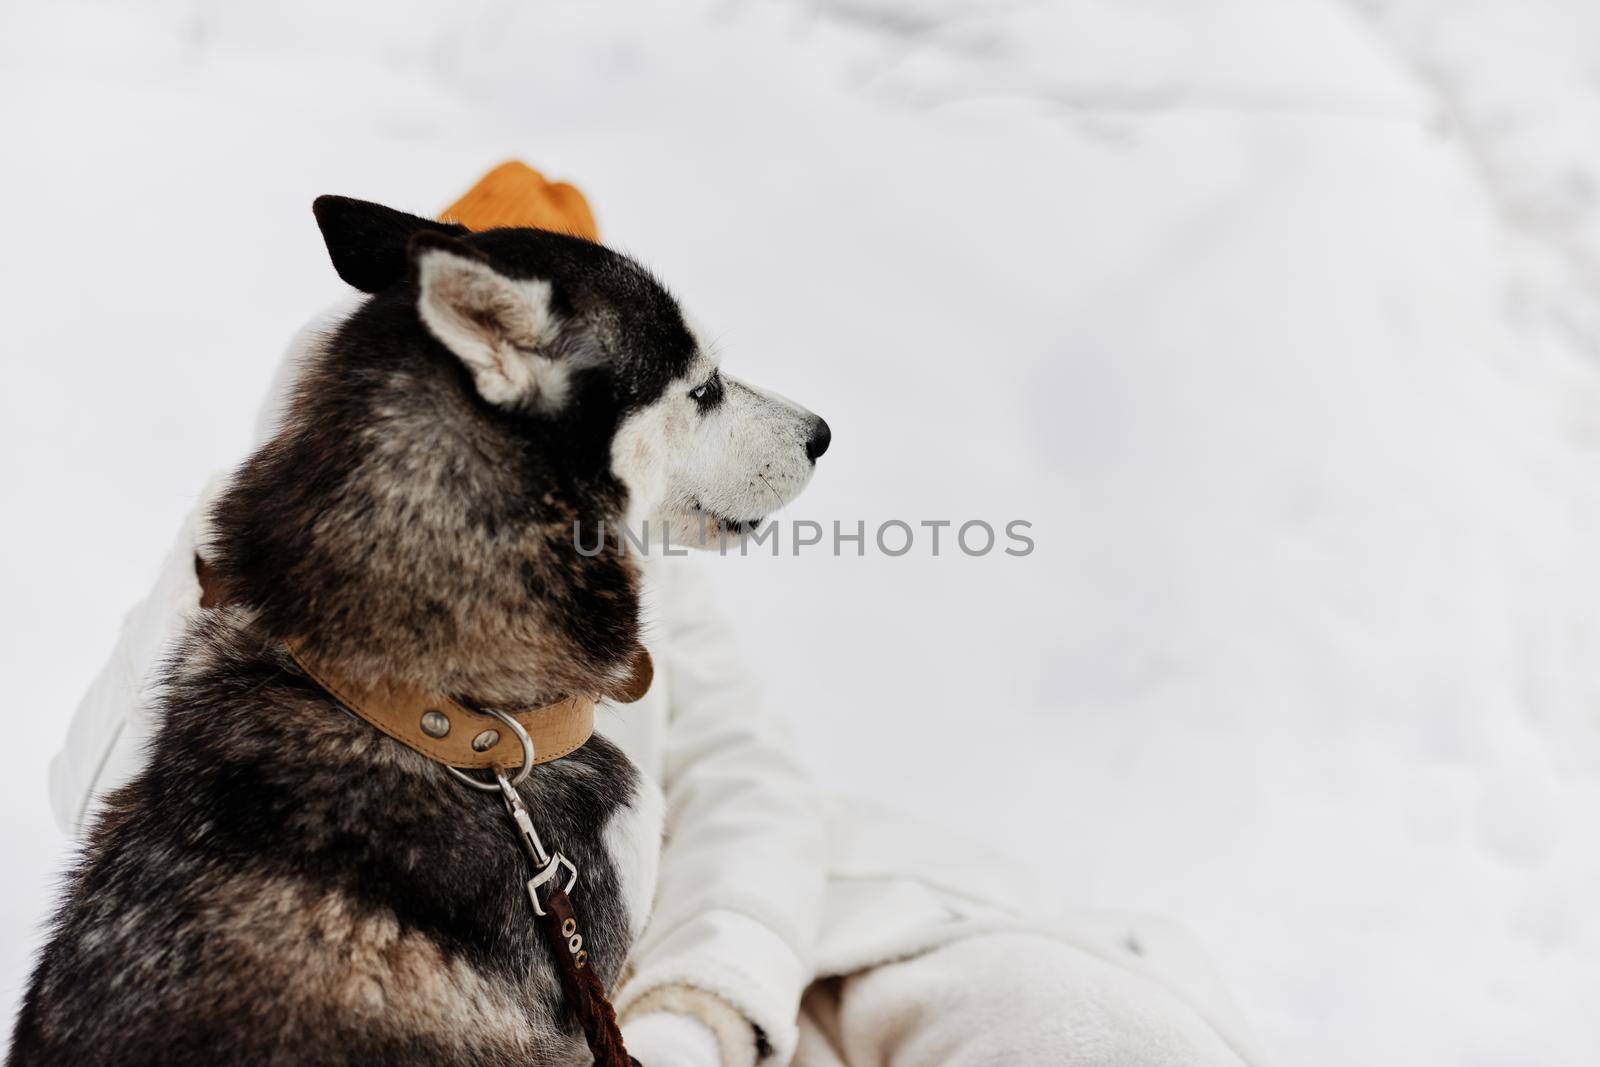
805;418;831;462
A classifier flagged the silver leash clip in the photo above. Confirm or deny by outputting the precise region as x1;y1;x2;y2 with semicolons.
495;771;579;916
526;854;579;917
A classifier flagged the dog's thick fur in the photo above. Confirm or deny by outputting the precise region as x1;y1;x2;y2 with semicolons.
9;197;826;1066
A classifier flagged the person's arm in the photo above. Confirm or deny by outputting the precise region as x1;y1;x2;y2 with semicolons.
49;481;219;835
616;557;827;1067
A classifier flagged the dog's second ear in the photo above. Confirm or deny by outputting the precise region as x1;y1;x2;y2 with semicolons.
312;195;468;293
410;230;570;412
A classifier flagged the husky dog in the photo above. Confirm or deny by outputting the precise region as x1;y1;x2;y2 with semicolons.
8;197;829;1067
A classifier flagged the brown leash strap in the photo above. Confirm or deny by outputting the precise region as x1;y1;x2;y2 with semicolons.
540;887;635;1067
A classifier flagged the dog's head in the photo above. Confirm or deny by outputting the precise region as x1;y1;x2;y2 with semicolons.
211;196;828;702
319;195;829;539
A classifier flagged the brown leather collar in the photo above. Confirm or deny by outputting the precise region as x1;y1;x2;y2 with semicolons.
285;637;601;771
197;555;651;773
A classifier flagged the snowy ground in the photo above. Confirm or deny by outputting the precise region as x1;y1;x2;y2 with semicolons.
4;2;1600;1064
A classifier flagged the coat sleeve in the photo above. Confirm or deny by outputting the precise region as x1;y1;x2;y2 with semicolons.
48;480;219;836
615;557;827;1067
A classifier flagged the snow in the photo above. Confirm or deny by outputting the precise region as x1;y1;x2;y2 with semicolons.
3;1;1599;1063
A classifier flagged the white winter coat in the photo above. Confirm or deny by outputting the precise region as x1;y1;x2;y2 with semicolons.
49;311;1264;1066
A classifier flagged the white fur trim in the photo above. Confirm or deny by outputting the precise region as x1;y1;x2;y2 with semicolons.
622;984;758;1067
618;908;808;1064
621;1010;721;1067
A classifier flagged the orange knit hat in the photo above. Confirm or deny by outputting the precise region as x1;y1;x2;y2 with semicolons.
439;160;600;240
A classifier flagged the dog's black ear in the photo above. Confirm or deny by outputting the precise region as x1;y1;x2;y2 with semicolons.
312;196;469;294
409;229;568;412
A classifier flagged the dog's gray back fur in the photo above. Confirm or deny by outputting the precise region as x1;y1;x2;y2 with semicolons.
7;198;700;1066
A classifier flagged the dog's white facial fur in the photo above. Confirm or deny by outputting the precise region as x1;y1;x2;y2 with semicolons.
612;345;821;547
415;244;572;412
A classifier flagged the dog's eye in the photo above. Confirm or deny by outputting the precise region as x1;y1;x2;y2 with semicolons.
689;373;724;412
